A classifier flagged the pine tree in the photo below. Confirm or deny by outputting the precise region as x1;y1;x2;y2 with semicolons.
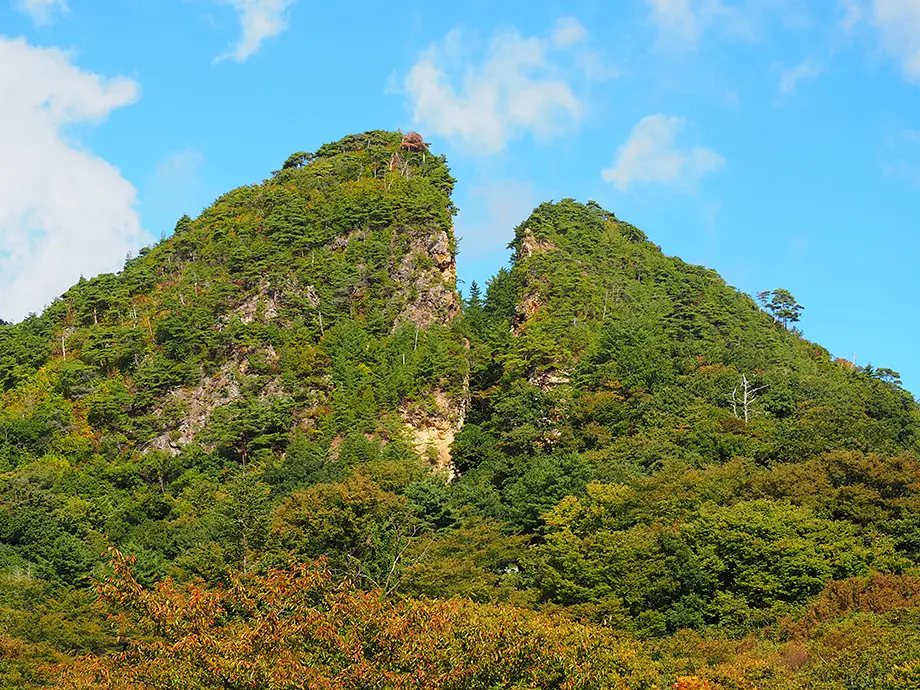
758;288;804;329
464;281;485;335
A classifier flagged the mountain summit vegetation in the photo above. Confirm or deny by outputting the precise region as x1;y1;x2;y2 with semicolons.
2;131;919;689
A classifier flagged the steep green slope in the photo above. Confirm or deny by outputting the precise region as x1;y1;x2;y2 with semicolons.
452;198;920;635
0;129;467;469
1;134;920;688
461;199;917;472
0;132;471;676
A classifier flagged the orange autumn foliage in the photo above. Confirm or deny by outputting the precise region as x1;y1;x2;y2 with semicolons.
401;132;427;151
55;548;656;690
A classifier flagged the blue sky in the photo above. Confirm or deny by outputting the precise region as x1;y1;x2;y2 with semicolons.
0;0;918;393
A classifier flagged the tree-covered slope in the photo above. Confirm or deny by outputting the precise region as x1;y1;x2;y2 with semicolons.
0;129;467;469
0;131;471;677
2;134;920;689
462;199;917;471
451;198;920;637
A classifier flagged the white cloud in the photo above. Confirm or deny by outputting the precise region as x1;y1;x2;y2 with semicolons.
779;57;823;95
602;114;725;191
551;17;588;48
873;0;920;81
400;24;584;155
0;37;148;321
552;18;617;81
216;0;295;63
647;0;699;43
645;0;799;47
15;0;67;24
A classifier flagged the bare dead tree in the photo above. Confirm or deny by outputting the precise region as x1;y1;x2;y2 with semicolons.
729;374;767;424
344;520;434;598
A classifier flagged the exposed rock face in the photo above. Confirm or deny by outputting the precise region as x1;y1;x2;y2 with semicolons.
222;277;317;327
401;389;466;477
147;348;283;456
511;227;556;335
512;293;543;336
528;370;571;392
518;227;556;259
388;226;467;473
148;223;466;466
512;225;571;397
393;228;460;330
147;364;241;455
232;282;281;324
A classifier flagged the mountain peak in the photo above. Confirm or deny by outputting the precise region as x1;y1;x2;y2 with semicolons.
0;129;468;466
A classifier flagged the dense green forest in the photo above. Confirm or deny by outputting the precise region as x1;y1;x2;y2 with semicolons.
2;130;919;689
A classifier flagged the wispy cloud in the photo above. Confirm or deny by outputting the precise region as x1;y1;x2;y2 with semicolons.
778;57;823;96
647;0;699;44
873;0;920;81
602;114;725;191
216;0;296;63
15;0;68;24
0;37;148;321
553;17;618;81
551;17;588;48
644;0;801;48
839;0;862;32
398;22;587;155
576;49;620;82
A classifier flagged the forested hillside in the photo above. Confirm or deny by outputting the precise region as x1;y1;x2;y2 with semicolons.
2;131;919;689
